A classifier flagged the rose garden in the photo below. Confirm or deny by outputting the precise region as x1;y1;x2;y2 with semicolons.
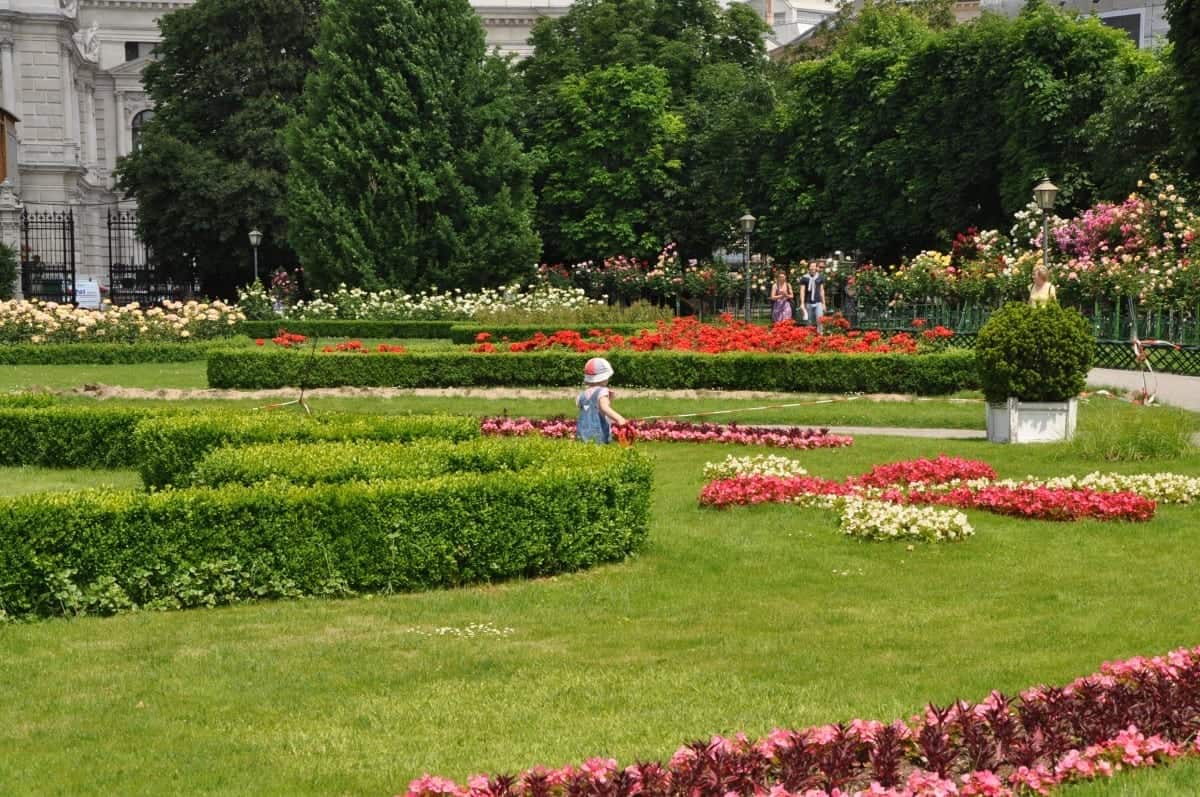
5;0;1200;793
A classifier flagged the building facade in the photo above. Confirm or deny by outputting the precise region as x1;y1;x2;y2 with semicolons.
0;0;571;301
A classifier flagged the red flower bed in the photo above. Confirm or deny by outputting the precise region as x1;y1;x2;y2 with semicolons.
850;456;998;488
405;645;1200;797
320;340;407;354
480;417;854;450
471;316;954;355
899;485;1156;523
700;458;1156;522
253;331;405;354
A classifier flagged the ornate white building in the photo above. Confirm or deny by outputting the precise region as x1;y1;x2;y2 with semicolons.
0;0;572;300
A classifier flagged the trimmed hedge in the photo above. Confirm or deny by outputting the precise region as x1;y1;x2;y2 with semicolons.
133;412;479;488
447;323;655;345
207;348;980;395
237;319;458;340
0;405;174;468
0;340;250;365
0;437;652;618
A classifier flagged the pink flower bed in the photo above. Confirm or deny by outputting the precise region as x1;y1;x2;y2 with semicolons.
700;457;1156;522
405;645;1200;797
480;418;854;450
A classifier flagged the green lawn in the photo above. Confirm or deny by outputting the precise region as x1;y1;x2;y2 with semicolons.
3;435;1200;795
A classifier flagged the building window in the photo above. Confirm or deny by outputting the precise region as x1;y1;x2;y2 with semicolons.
125;42;140;61
1098;12;1142;46
773;11;786;25
131;110;155;152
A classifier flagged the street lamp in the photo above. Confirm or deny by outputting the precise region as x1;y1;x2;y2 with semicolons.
1033;178;1058;273
739;213;756;323
248;228;263;282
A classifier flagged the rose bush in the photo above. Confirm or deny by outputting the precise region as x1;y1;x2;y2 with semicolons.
0;299;244;344
482;417;854;450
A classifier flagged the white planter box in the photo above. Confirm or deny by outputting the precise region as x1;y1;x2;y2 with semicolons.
986;398;1078;444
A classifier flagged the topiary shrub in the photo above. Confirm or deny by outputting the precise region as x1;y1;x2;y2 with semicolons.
0;242;17;300
975;302;1094;403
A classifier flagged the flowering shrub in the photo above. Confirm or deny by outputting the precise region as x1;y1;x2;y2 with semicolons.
320;340;407;354
473;317;952;355
899;485;1156;523
238;282;605;321
0;299;244;344
481;418;854;450
703;454;809;480
1039;472;1200;504
405;645;1200;797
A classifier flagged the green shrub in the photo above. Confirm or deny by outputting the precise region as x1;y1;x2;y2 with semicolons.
0;438;652;619
0;392;57;409
237;319;457;340
206;348;979;394
975;303;1094;403
133;412;480;487
0;341;251;365
0;405;174;469
0;242;17;300
447;323;655;345
188;437;560;486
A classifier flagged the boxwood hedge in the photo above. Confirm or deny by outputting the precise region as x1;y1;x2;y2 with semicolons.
133;412;479;488
237;319;457;340
207;348;979;395
0;340;250;365
0;436;651;619
447;323;655;345
0;405;173;468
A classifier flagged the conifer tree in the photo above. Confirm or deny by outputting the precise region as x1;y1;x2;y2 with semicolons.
286;0;540;290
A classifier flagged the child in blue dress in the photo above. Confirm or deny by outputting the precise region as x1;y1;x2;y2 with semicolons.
576;357;627;444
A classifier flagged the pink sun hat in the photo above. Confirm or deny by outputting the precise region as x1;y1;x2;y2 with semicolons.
583;357;614;384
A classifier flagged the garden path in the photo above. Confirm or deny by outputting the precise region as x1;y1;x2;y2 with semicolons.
1087;368;1200;412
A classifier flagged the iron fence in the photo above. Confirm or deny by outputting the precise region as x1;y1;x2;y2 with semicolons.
107;210;197;305
20;209;76;303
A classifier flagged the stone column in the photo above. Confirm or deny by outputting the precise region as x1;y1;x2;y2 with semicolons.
0;26;16;117
115;90;126;157
60;47;79;160
0;179;22;299
84;86;97;165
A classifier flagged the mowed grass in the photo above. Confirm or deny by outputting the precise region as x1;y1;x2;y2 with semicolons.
3;436;1200;795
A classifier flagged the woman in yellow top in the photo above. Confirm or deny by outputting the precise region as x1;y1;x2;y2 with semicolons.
1029;265;1057;306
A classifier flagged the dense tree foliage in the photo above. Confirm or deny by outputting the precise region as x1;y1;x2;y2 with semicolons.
521;0;772;263
286;0;540;290
759;0;1157;263
1167;0;1200;175
116;0;318;297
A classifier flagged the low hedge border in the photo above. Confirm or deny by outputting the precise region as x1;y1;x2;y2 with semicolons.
237;319;458;340
0;339;252;365
447;323;655;345
133;412;479;488
207;348;980;395
0;405;174;469
0;436;651;619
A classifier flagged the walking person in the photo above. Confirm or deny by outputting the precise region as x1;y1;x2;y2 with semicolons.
769;270;794;324
799;261;827;334
576;357;627;444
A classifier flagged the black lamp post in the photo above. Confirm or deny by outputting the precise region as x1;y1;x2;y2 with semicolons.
739;213;756;323
1033;179;1058;273
248;228;263;282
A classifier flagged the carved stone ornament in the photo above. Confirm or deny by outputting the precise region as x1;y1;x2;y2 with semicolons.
0;180;21;211
60;0;79;18
72;21;100;63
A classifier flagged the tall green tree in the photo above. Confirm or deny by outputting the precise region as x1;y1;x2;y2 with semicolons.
286;0;540;290
1167;0;1200;175
521;0;771;263
116;0;318;297
760;0;1149;263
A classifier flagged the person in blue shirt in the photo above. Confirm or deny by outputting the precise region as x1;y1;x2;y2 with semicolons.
576;357;627;444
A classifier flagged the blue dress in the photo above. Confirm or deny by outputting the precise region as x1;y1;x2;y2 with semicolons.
576;387;613;444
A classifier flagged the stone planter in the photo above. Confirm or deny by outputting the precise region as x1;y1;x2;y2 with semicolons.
986;398;1078;444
